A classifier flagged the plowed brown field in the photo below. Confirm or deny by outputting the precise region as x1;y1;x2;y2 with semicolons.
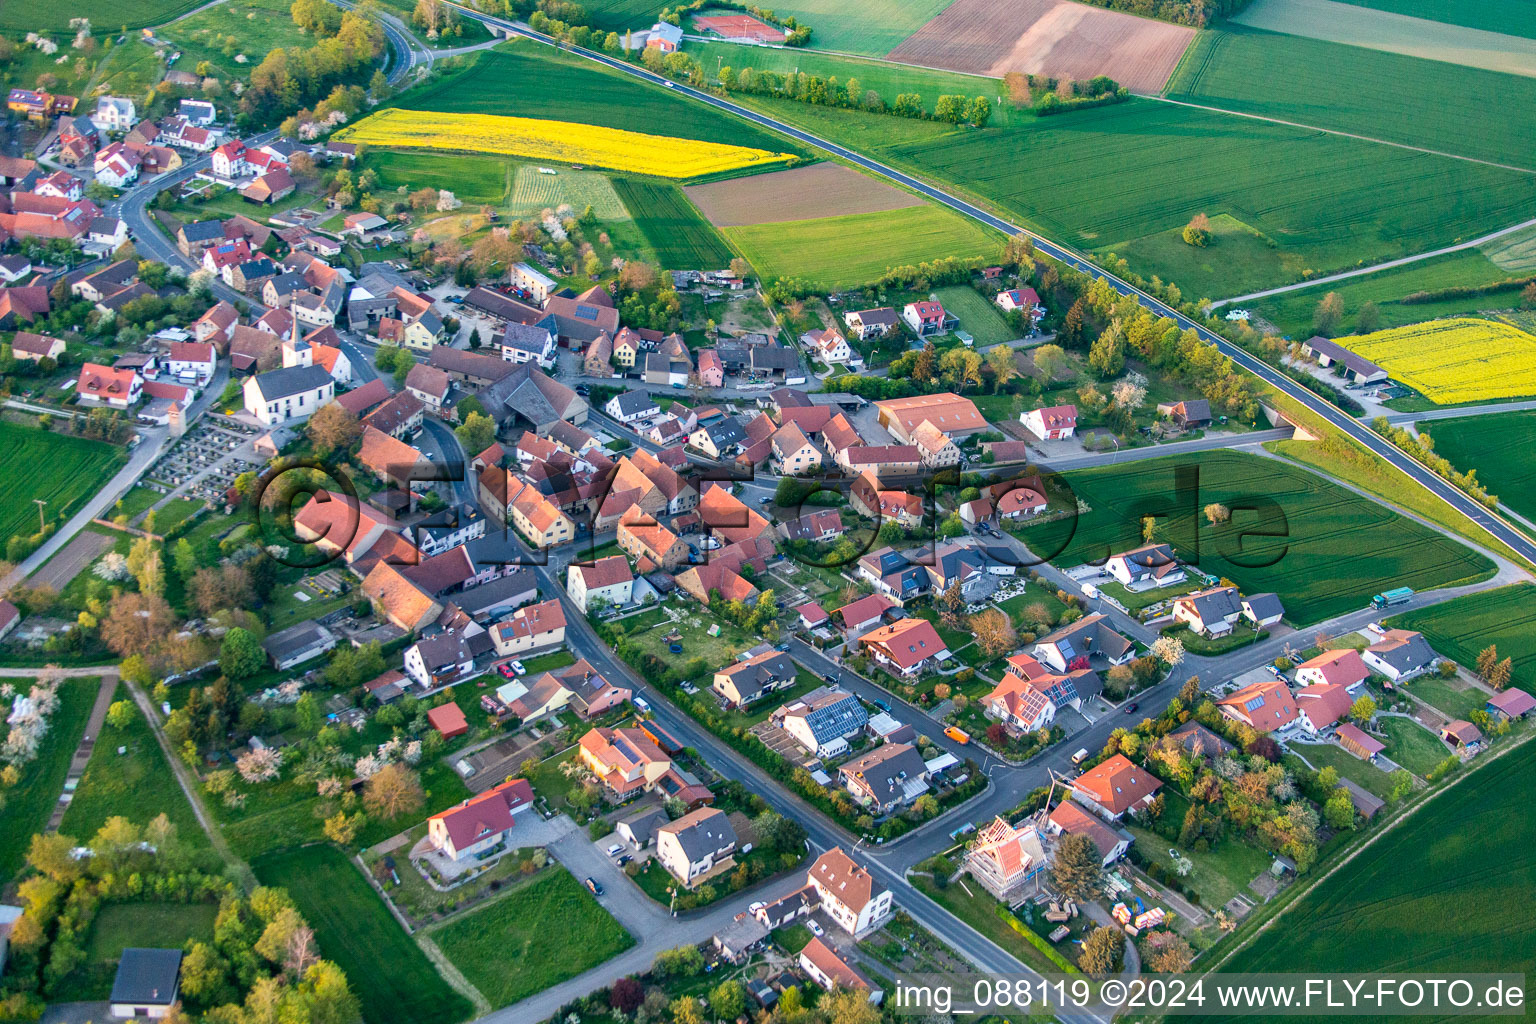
683;162;924;226
887;0;1195;94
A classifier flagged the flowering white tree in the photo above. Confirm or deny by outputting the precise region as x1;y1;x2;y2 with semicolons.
95;552;131;581
1150;635;1185;668
1111;380;1147;410
354;753;383;779
236;747;283;783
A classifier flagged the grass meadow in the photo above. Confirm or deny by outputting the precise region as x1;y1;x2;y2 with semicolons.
1335;0;1536;37
1051;450;1494;624
1199;736;1536;1020
1422;411;1536;523
722;94;1535;300
159;0;315;80
0;423;125;551
0;0;204;30
723;204;1001;289
511;166;630;220
369;150;511;206
52;903;219;1000
394;42;804;157
1391;584;1536;691
430;868;634;1008
612;178;735;269
252;845;473;1024
1166;25;1536;169
934;285;1015;344
0;679;98;885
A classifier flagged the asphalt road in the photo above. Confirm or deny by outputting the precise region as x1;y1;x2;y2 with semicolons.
447;4;1536;575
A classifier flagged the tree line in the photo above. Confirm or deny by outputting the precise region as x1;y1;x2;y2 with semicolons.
241;1;386;126
720;64;992;126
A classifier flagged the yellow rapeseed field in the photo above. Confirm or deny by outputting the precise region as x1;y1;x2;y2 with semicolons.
1341;318;1536;404
335;109;795;179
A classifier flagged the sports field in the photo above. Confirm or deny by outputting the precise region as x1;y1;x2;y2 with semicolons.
761;0;960;55
1335;0;1536;38
685;163;922;227
1418;411;1536;523
1167;25;1536;169
510;166;629;219
1201;734;1536;1014
1339;319;1536;404
0;0;203;30
727;93;1535;299
612;179;735;270
1232;0;1536;78
394;43;803;157
369;150;510;205
723;204;1001;289
252;845;472;1024
0;423;125;549
934;285;1015;345
1051;450;1494;624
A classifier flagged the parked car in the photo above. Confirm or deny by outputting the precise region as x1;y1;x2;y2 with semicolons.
617;854;632;866
634;696;651;712
807;920;824;937
497;664;517;679
585;877;603;895
606;843;623;857
1123;702;1139;714
510;660;526;676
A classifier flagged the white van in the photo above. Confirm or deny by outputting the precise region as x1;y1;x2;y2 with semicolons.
1070;748;1090;768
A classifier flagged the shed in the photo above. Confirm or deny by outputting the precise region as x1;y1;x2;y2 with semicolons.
111;948;182;1019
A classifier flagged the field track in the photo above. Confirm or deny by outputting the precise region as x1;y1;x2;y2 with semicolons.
684;163;921;226
1233;0;1536;78
888;0;1194;94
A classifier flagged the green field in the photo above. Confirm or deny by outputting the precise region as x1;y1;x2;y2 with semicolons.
159;0;316;80
1248;250;1523;338
1390;584;1536;692
252;845;473;1024
430;868;635;1008
1423;411;1536;523
1375;715;1449;776
0;423;125;549
580;0;669;31
370;150;511;205
59;685;207;847
1335;0;1536;38
0;678;98;884
395;42;804;156
1050;450;1494;625
1481;223;1536;273
724;93;1534;300
612;178;735;269
724;204;1000;289
744;0;959;55
510;166;630;220
934;285;1015;345
54;903;219;1000
1166;25;1536;170
0;0;204;30
1204;737;1536;1021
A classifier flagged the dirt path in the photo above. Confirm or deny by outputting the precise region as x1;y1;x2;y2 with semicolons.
44;673;118;831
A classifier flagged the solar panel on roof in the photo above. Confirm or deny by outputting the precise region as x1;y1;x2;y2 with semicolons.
576;304;600;320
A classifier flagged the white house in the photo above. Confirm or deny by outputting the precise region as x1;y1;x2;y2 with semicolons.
93;143;139;187
511;261;556;303
777;688;868;758
1105;544;1186;588
403;631;477;689
1295;649;1372;692
499;322;556;367
1020;404;1077;440
1361;626;1438;683
91;96;136;133
605;390;661;425
1170;585;1243;637
807;847;893;938
426;779;533;862
109;948;182;1020
656;807;738;886
167;341;216;385
77;362;142;409
490;599;566;657
243;364;335;426
802;327;860;368
566;556;634;614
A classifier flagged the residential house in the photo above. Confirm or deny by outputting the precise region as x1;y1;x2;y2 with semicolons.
696;348;724;386
855;547;929;606
606;390;661;424
166;341;216;385
578;726;711;804
10;331;64;363
1157;399;1212;428
963;816;1049;901
1166;720;1235;762
874;392;985;443
777;509;843;544
859;618;947;678
806;847;892;937
240;168;296;204
849;473;924;530
109;948;182;1021
1020;404;1078;440
1104;543;1185;588
1171;586;1244;637
260;621;337;669
1217;679;1299;733
802;327;859;367
1361;626;1437;683
76;362;142;409
0;255;33;284
34;170;82;200
910;421;960;470
499;321;555;366
93;142;139;187
798;939;881;1004
656;807;738;887
675;560;758;607
842;306;898;340
1071;753;1162;821
1296;649;1371;692
617;507;689;570
403;630;478;689
713;649;797;708
612;327;643;368
404;363;453;415
1295;683;1353;735
836;445;922;484
363;392;425;439
617;807;670;849
832;593;893;635
902;300;954;336
1032;614;1134;673
777;687;868;757
490;599;567;657
839;742;929;812
1242;593;1285;627
567;555;634;614
426;779;534;862
995;286;1043;322
1045;800;1132;866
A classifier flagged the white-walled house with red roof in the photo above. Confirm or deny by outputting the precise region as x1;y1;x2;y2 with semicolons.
1021;404;1078;440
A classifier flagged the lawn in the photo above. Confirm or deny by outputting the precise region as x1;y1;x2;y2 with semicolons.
158;0;315;80
53;903;218;1001
59;684;207;847
722;93;1534;301
1248;249;1522;339
723;205;1002;290
1123;803;1273;908
612;178;735;270
1398;674;1492;722
1053;450;1494;625
0;423;125;549
252;845;473;1024
1375;715;1447;777
0;678;98;885
0;0;204;29
934;285;1015;346
392;41;803;157
430;868;634;1008
510;165;629;220
1201;737;1536;1020
1166;24;1536;169
1390;584;1536;692
1288;741;1395;798
1419;411;1536;523
369;150;511;205
909;864;1071;977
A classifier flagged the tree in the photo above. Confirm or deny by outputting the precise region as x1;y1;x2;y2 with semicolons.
610;977;644;1014
1050;832;1103;900
1476;644;1498;680
1356;300;1381;334
363;763;424;819
191;565;254;617
971;609;1017;657
307;402;361;456
1087;320;1124;378
671;996;706;1024
1388;769;1414;801
298;959;361;1024
172;537;199;582
1489;657;1513;690
1150;635;1184;668
1348;694;1376;724
985;344;1019;390
1033;342;1066;379
709;980;746;1020
1182;212;1211;247
1146;931;1193;973
254;907;306;965
323;810;365;844
1522;281;1536;310
1312;291;1345;337
1203;502;1230;524
454;411;495;455
221;627;264;680
821;989;881;1024
1323;788;1356;829
912;340;938;383
106;699;136;730
1078;925;1124;974
102;592;174;661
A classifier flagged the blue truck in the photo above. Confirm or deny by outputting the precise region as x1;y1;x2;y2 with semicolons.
1371;587;1414;609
